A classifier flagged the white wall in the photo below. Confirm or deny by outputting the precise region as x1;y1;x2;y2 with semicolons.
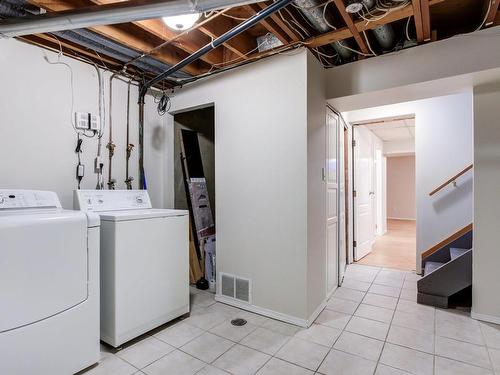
167;50;310;321
326;27;500;111
345;93;473;271
0;39;170;209
306;51;327;318
387;156;416;220
472;82;500;323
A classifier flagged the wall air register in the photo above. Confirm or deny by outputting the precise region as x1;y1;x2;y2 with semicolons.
220;273;252;304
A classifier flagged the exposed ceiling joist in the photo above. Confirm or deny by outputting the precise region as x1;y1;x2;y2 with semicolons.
89;0;223;66
421;0;431;41
2;0;270;37
198;18;256;59
245;3;290;44
306;0;445;48
253;2;300;42
332;0;370;55
28;0;204;75
411;0;424;42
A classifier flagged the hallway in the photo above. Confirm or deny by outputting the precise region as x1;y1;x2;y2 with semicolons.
357;219;416;272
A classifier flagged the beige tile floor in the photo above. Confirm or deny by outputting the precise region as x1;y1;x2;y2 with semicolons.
81;264;500;375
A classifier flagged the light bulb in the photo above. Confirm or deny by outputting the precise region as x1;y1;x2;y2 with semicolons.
162;13;201;31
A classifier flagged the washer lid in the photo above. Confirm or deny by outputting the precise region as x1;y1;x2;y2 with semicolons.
98;208;188;222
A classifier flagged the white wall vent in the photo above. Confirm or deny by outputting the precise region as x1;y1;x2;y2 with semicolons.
220;272;252;304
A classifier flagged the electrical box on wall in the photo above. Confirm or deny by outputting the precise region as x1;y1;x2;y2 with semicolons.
75;112;99;131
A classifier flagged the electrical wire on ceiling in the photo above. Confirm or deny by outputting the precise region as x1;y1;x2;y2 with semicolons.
476;0;492;31
358;0;411;24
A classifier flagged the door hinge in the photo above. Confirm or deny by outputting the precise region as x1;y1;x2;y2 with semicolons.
352;139;356;147
353;240;357;248
353;190;357;198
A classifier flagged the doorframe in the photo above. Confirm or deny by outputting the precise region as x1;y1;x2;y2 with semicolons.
325;106;339;295
349;114;414;265
325;105;352;287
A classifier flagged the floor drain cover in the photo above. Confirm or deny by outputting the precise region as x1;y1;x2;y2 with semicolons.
231;318;247;326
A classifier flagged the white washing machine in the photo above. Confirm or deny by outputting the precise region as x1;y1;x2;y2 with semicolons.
74;190;189;347
0;190;100;375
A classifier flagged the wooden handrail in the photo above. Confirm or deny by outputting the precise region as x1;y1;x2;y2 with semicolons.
429;164;473;196
421;223;473;259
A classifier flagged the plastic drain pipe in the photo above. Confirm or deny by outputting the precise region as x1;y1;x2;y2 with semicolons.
136;0;293;189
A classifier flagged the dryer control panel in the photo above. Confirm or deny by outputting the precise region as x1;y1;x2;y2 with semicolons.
74;190;152;212
0;190;62;210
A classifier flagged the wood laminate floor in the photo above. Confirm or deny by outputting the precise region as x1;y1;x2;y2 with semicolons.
356;219;417;272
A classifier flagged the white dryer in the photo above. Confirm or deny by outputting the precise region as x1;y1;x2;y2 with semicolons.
74;190;189;347
0;190;100;375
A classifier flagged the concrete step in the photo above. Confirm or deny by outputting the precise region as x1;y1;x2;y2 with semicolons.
450;247;469;260
424;261;445;276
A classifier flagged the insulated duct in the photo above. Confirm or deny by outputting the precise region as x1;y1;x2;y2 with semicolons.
293;0;353;60
372;24;396;51
360;0;396;51
0;0;269;38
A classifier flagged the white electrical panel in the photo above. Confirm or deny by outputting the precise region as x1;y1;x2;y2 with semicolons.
75;112;100;131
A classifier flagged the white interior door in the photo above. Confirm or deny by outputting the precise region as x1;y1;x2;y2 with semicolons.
354;126;375;261
326;108;338;294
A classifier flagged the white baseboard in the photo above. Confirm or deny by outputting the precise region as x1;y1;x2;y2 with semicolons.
215;294;309;327
214;294;329;328
471;311;500;325
305;298;328;327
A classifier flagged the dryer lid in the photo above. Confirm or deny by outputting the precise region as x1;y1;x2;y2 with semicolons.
0;211;88;332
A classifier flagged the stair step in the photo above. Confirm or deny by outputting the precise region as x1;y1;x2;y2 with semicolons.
424;261;445;275
450;247;469;259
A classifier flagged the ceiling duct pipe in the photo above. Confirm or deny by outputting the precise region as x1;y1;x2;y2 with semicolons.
345;0;395;51
136;0;294;189
0;0;269;38
293;0;352;61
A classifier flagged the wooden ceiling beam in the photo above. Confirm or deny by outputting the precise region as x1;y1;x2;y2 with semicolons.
332;0;370;54
23;33;122;68
411;0;425;42
28;0;204;75
245;4;290;44
420;0;431;41
89;0;223;66
485;0;500;27
306;0;445;48
198;17;256;59
253;2;300;42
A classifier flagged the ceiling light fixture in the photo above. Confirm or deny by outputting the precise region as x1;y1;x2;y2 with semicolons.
162;13;201;31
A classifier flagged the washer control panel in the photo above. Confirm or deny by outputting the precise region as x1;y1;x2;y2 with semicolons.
0;190;61;210
74;190;152;212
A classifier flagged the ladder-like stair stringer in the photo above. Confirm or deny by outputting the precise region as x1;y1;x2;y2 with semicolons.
417;226;473;308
